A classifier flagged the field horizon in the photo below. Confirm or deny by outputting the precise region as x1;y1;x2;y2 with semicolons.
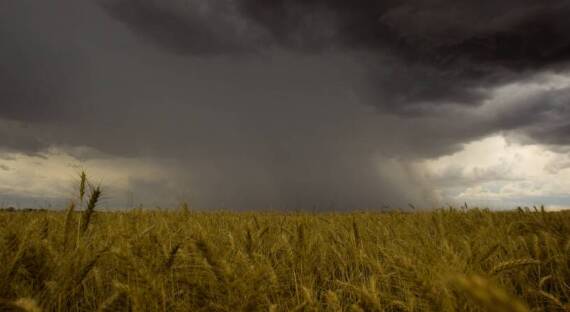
1;192;569;311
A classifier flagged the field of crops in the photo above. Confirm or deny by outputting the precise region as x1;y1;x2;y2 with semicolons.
1;198;569;312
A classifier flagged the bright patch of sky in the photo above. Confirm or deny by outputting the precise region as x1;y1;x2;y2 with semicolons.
421;134;570;210
0;147;177;209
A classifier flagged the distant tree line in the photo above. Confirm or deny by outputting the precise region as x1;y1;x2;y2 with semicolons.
0;207;49;212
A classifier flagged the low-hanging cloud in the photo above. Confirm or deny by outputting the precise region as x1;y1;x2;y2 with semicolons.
99;0;570;113
1;0;570;208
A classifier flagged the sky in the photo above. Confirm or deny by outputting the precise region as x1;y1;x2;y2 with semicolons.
1;0;570;210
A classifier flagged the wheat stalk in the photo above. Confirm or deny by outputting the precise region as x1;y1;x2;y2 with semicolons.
536;290;564;308
490;258;540;275
163;243;181;270
79;171;87;203
80;186;101;234
325;290;341;311
63;201;76;251
453;275;529;312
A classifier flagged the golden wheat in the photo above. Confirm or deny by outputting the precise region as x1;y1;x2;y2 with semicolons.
0;178;569;311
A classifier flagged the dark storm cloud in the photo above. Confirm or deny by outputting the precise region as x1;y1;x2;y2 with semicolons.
0;24;73;123
492;86;570;146
0;0;90;128
98;0;265;55
0;0;438;208
0;119;49;153
238;0;570;67
2;0;570;208
99;0;570;113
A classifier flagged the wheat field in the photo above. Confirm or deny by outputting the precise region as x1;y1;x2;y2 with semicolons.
1;178;569;311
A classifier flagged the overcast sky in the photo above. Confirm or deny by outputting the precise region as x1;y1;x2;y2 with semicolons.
1;0;570;210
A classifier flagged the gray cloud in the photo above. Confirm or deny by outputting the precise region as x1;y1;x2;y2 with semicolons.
99;0;570;113
1;0;570;208
428;162;519;189
0;119;49;154
0;30;73;124
0;0;86;124
98;0;267;55
238;0;570;65
488;86;570;146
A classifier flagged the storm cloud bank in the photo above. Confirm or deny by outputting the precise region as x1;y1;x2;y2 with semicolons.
1;0;569;208
101;0;570;110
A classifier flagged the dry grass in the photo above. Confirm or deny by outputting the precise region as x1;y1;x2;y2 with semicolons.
0;177;569;311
